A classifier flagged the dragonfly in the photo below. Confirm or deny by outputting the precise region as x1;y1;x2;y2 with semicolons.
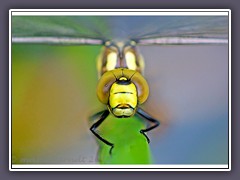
11;14;229;164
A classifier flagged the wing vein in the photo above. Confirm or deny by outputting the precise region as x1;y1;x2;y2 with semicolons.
12;37;103;45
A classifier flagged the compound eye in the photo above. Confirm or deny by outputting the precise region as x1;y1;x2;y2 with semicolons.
106;52;117;71
96;71;116;104
125;51;137;70
131;72;149;104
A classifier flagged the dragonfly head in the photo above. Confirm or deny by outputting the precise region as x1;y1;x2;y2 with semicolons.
96;68;149;118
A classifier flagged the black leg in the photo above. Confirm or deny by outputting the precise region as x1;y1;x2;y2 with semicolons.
136;108;160;143
90;110;114;154
89;110;107;121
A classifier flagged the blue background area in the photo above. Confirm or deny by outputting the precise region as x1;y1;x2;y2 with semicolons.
141;45;229;164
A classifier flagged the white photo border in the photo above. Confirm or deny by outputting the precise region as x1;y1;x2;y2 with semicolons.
9;9;231;171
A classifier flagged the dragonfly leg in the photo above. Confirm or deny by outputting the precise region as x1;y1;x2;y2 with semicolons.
90;110;114;155
136;108;160;143
89;110;107;121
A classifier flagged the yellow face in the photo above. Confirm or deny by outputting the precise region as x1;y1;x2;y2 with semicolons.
108;78;138;117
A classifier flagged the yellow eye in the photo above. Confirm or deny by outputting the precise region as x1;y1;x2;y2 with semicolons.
106;52;117;71
125;51;137;70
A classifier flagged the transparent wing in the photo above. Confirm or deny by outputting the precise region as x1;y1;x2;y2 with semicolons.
11;16;109;45
12;16;228;45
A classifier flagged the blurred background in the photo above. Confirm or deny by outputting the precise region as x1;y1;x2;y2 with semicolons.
12;43;228;164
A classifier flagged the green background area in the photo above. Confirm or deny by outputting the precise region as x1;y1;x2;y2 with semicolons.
12;44;152;164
